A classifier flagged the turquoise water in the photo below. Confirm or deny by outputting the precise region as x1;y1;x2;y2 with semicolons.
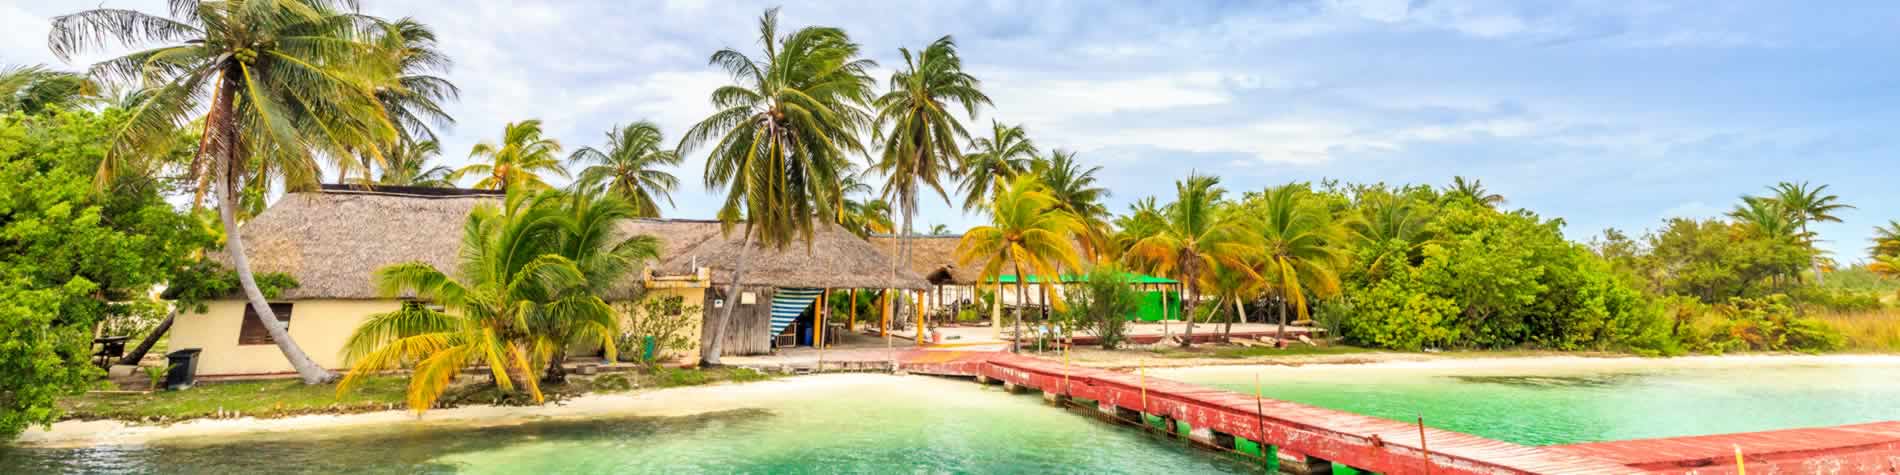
1160;357;1900;445
1;375;1254;474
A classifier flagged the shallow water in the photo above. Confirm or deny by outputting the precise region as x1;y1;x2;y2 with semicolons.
1;375;1255;474
1159;357;1900;445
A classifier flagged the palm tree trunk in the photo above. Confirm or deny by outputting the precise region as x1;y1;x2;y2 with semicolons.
211;75;334;385
1223;297;1238;340
1180;277;1196;348
543;352;568;384
1276;298;1288;344
1806;222;1825;284
1013;259;1027;354
702;230;756;366
116;306;176;366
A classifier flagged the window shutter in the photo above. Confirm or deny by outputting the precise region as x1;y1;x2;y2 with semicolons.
238;303;295;345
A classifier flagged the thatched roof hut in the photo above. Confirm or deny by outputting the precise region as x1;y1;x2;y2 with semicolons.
218;186;927;300
868;234;982;285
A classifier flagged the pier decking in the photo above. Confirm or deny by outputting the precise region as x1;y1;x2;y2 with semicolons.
866;350;1900;474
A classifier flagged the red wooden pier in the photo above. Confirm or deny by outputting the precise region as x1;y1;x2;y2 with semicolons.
885;350;1900;474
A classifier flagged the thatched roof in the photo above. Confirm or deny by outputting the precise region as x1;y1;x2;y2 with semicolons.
868;234;983;285
651;221;929;290
219;187;926;300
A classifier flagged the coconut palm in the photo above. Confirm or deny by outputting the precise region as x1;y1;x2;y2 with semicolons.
368;139;453;187
957;175;1084;353
571;121;682;217
336;17;459;183
339;191;582;410
842;198;894;237
51;0;403;383
678;8;873;365
1762;181;1853;283
1241;185;1347;342
1033;150;1111;258
453;119;567;190
1729;197;1807;243
1109;197;1167;257
1344;195;1437;279
872;35;990;296
1445;176;1505;207
1123;173;1246;347
959;120;1037;212
927;224;951;235
1870;254;1900;278
0;64;95;114
534;190;661;382
1871;220;1900;258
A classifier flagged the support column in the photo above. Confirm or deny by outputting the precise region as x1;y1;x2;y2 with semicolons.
1282;454;1334;475
1041;389;1068;406
914;290;925;346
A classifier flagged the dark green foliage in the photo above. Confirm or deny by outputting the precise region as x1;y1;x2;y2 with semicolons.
0;109;210;439
616;295;701;362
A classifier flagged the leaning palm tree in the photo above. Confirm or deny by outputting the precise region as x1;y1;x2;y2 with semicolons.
1445;176;1505;207
1762;181;1854;283
339;191;584;411
956;175;1083;353
368;139;454;187
453;119;567;190
1033;150;1112;259
872;35;991;297
959;120;1037;212
0;64;95;114
1241;185;1347;342
571;121;682;217
1123;173;1245;347
51;0;402;383
678;8;873;365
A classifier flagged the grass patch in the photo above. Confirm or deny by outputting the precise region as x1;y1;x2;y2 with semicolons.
1146;344;1377;359
1817;309;1900;352
647;366;771;388
63;376;410;423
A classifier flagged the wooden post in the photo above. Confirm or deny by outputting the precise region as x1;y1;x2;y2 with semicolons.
1418;413;1432;475
849;288;857;332
818;289;828;349
881;289;891;337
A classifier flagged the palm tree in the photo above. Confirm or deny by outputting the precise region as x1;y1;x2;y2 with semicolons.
1033;150;1111;259
842;198;894;237
535;190;661;383
369;139;454;187
958;120;1037;212
571;121;682;217
1729;197;1807;243
872;35;990;300
927;224;951;235
0;64;94;114
1344;195;1437;279
678;8;872;365
52;0;402;383
1445;176;1505;207
956;175;1083;352
1241;186;1347;342
453;119;567;190
1871;220;1900;258
339;191;588;410
1869;254;1900;279
1109;197;1167;257
1762;181;1854;283
337;17;459;183
1123;173;1245;347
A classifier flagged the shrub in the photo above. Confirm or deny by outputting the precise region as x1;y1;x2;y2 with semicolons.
1338;279;1460;351
616;295;701;363
1059;264;1142;349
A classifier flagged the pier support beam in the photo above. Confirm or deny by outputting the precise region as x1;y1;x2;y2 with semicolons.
976;374;993;385
1002;382;1024;394
1189;426;1216;445
1281;454;1334;475
1042;390;1068;406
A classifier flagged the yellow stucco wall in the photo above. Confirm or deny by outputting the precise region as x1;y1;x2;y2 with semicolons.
630;287;706;363
170;300;399;376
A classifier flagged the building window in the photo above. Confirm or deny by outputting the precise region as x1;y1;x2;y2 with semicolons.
239;303;294;345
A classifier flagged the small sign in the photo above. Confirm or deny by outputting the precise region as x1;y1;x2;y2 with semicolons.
712;298;725;308
740;292;757;305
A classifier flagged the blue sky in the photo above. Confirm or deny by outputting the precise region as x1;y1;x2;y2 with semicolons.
5;1;1897;260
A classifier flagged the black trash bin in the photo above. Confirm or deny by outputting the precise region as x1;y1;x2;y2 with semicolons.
164;348;202;390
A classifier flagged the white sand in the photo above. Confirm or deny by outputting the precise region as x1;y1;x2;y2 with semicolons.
16;373;902;448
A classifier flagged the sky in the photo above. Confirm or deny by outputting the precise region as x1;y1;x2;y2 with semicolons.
5;0;1899;260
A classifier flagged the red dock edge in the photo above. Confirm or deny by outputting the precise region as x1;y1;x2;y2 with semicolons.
896;351;1900;474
